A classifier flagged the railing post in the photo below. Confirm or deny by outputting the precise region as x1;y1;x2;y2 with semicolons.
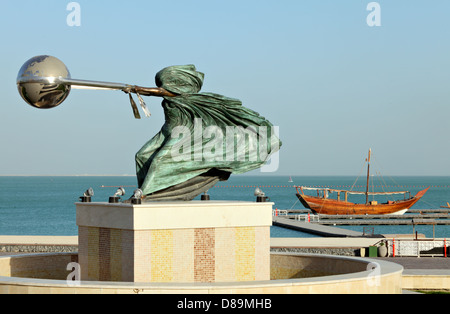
445;239;447;258
393;239;396;258
417;241;420;258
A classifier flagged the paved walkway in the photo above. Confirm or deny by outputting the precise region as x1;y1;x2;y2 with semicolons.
371;257;450;270
273;216;364;237
271;237;382;248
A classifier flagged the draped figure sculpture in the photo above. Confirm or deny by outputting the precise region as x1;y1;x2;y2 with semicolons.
129;65;281;201
15;56;281;201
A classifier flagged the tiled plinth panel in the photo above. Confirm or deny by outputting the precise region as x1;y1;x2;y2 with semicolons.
76;201;272;283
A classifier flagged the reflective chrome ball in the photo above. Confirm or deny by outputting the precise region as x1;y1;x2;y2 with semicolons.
17;55;71;109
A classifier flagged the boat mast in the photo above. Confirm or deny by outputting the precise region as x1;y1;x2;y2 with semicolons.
365;149;371;204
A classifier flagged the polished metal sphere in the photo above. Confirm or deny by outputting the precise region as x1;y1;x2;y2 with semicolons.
17;55;71;109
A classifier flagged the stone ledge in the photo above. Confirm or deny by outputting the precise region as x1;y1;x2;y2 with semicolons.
271;247;359;257
0;245;78;254
76;201;273;230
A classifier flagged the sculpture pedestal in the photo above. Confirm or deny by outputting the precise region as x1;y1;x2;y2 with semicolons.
76;201;272;283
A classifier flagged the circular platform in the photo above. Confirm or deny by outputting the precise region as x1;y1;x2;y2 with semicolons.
0;252;403;294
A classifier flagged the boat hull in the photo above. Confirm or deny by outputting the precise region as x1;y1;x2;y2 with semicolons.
296;187;429;216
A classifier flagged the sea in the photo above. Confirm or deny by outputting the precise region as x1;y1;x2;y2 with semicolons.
0;175;449;238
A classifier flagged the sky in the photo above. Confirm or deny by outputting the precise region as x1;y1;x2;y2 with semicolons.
1;0;450;176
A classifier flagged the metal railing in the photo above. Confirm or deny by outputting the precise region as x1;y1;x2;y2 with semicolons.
387;239;449;257
272;209;289;216
295;214;320;223
272;210;320;223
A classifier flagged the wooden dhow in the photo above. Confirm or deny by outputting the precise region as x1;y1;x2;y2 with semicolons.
295;149;429;215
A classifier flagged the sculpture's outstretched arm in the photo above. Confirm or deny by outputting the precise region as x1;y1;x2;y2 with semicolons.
131;86;177;98
122;86;176;118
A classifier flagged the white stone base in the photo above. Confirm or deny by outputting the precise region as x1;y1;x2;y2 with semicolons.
76;201;273;283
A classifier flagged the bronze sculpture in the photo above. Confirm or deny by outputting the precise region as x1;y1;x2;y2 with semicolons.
17;56;281;201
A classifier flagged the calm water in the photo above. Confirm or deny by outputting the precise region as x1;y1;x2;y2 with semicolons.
0;175;449;238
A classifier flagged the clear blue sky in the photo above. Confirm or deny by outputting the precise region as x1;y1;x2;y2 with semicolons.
1;0;449;176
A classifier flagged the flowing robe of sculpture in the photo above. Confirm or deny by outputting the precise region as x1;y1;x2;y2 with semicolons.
135;65;281;201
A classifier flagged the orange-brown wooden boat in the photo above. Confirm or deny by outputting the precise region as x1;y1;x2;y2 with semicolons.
296;186;429;215
295;149;430;215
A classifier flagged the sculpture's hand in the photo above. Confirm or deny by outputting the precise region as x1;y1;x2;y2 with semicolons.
122;85;136;94
133;86;177;97
123;85;176;98
123;85;151;118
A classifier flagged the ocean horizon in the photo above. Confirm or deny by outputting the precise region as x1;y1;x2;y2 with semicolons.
0;175;449;238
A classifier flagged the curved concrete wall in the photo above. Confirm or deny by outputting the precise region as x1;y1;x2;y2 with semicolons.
0;252;403;294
